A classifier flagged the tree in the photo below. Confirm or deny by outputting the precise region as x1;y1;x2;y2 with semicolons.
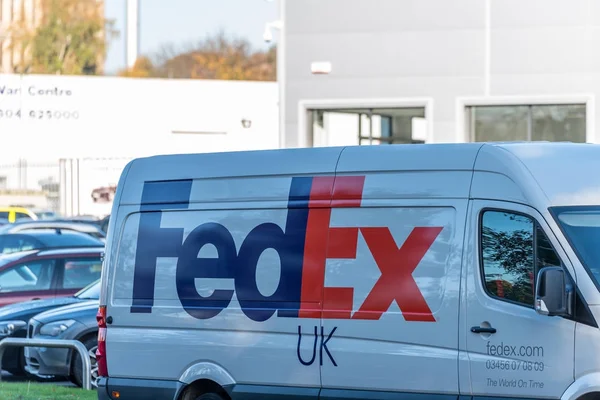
9;0;118;75
482;225;535;304
118;31;276;81
118;56;155;78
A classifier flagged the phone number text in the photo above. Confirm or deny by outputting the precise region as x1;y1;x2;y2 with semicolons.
486;359;545;372
0;109;80;120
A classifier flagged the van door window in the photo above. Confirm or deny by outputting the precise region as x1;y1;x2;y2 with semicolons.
480;210;561;307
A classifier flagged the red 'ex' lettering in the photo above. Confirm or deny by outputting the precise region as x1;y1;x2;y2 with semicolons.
299;176;365;319
353;227;443;322
298;174;442;323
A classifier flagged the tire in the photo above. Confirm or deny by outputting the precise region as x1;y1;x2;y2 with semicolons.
70;336;98;389
4;348;25;377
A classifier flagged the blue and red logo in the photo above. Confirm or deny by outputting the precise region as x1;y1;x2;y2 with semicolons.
130;176;443;323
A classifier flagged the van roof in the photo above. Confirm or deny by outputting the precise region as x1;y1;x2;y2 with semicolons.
117;142;600;208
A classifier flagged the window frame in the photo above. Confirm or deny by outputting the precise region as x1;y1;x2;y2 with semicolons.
478;207;565;309
56;256;103;290
0;258;58;294
457;95;595;144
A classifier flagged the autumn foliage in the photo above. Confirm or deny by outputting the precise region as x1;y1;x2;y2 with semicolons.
119;31;277;82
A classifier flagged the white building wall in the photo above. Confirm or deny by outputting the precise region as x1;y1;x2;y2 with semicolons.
0;74;279;216
0;74;279;161
282;0;600;147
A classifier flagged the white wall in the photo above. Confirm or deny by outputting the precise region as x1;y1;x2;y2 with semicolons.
0;74;280;161
0;74;279;215
282;0;600;147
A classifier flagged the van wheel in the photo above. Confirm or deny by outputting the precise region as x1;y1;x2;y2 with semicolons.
70;336;98;389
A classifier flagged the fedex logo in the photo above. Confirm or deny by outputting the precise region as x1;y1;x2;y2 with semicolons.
130;176;443;323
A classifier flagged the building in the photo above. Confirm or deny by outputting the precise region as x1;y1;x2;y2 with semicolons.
280;0;598;148
0;0;105;74
0;73;279;216
0;0;40;73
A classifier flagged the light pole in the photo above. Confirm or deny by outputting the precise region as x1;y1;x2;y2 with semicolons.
126;0;140;69
263;0;285;149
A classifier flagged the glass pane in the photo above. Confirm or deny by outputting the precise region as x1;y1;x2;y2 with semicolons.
62;258;103;289
360;138;382;145
481;211;535;306
532;104;586;143
15;213;32;221
473;106;529;142
0;259;56;293
554;208;600;288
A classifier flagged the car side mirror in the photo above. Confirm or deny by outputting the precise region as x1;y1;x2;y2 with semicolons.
535;267;573;317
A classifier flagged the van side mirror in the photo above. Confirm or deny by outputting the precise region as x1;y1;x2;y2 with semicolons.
535;267;573;317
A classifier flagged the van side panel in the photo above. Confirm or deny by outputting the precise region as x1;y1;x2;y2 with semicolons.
317;171;469;396
105;175;331;390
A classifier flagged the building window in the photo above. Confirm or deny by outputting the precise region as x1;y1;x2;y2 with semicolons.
308;107;427;147
466;104;586;143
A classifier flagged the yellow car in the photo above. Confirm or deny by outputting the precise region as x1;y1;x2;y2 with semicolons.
0;207;38;223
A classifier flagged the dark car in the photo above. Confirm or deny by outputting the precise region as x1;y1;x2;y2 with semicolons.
26;299;99;388
0;230;104;255
0;280;100;377
0;246;104;308
0;221;106;241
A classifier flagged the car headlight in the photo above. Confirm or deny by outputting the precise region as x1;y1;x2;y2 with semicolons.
0;320;26;337
39;320;76;337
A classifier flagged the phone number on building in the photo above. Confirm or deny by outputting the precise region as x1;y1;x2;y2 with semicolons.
486;360;545;372
0;109;80;120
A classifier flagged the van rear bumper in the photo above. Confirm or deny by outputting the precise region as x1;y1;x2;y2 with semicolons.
97;376;184;400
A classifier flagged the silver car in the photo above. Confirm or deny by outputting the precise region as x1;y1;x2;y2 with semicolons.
25;299;99;388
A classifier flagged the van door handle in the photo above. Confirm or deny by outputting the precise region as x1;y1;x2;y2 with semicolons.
471;326;496;334
31;298;40;301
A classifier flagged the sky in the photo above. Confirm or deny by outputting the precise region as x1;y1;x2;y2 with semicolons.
103;0;279;74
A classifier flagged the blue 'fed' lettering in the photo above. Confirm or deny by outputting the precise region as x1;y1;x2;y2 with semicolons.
131;178;313;322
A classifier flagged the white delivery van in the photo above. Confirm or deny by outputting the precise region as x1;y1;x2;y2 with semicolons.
97;142;600;400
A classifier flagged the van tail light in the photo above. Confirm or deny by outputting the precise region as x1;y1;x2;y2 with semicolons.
96;306;108;377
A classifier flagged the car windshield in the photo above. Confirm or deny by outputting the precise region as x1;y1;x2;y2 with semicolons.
552;206;600;288
74;279;101;299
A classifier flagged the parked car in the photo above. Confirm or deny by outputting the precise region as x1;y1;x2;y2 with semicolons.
0;221;106;241
0;280;100;377
0;230;104;255
0;246;103;308
26;298;100;388
29;209;60;220
0;207;37;224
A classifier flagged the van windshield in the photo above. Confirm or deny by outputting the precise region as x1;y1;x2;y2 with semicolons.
552;206;600;288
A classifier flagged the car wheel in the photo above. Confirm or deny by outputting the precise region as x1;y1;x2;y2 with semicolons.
4;348;26;377
70;336;98;389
